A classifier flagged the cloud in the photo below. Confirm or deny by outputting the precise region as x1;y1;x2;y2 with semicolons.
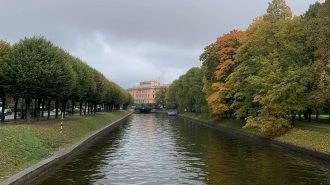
0;0;319;89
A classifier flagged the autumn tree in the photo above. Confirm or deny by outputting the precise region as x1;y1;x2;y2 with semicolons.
317;0;330;120
226;0;315;136
202;30;244;116
299;2;323;121
225;17;265;118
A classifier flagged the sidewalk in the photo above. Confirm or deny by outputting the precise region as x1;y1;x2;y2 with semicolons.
0;113;82;127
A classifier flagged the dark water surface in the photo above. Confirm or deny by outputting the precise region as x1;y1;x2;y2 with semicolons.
37;113;330;185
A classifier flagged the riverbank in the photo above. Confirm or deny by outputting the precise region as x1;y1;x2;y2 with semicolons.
0;110;131;182
179;112;330;160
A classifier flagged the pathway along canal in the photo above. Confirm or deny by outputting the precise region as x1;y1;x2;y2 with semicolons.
37;113;330;185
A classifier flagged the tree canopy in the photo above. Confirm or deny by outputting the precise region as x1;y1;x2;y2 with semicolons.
0;36;132;123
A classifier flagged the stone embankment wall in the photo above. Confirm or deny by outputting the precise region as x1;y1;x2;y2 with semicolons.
178;115;330;162
0;113;132;185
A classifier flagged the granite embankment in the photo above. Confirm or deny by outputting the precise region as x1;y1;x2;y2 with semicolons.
0;110;132;184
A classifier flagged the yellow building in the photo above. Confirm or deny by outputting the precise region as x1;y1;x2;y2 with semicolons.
127;80;170;104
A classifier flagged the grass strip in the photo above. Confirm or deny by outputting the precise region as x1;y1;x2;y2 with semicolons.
180;112;330;154
0;110;130;181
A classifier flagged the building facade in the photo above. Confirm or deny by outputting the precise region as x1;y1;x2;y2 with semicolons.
127;80;170;104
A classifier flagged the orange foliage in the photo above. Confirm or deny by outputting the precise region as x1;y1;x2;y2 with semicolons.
204;30;244;114
214;30;245;80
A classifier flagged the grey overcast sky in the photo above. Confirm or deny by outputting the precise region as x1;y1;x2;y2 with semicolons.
0;0;323;89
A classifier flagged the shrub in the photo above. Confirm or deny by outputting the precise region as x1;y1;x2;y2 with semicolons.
244;116;292;136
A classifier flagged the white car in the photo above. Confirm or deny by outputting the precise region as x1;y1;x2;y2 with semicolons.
53;109;61;114
4;109;12;116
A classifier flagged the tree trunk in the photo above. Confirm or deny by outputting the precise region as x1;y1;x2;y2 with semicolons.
55;100;59;119
71;100;75;115
79;101;83;115
87;102;90;114
36;99;41;121
61;99;68;118
298;113;301;121
21;100;24;119
26;98;31;123
291;110;295;126
47;99;51;120
34;99;37;118
84;102;87;115
41;100;45;117
316;111;319;120
14;98;18;120
304;111;308;120
1;92;6;122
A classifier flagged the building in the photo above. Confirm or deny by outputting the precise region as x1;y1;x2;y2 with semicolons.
127;80;170;104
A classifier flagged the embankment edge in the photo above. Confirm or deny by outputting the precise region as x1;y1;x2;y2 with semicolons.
178;115;330;162
0;113;133;185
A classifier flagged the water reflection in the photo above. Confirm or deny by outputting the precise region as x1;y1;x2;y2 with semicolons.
37;113;330;185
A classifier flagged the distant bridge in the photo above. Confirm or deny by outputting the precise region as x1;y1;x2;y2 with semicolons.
134;107;156;113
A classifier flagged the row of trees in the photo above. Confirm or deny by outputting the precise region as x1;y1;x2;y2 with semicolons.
0;36;133;123
157;0;330;136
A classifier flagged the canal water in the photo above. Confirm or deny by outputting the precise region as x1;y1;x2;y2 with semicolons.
37;113;330;185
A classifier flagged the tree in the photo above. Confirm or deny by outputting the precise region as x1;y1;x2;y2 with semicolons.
300;2;323;121
155;86;167;108
187;67;209;114
226;16;264;118
203;30;244;116
165;80;179;110
68;57;86;115
48;48;76;119
317;0;330;63
228;0;313;135
0;40;11;122
3;36;61;123
317;0;330;112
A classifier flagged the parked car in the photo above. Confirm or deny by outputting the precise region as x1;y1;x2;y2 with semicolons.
4;109;12;116
53;109;61;114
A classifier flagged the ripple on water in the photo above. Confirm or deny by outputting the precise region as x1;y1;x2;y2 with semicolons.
37;114;330;185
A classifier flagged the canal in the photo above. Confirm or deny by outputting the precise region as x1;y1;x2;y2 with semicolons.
37;113;330;185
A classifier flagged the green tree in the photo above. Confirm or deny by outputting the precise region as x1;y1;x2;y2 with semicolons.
187;67;209;114
3;36;62;123
229;0;313;135
165;80;179;110
0;40;11;122
49;48;76;119
300;2;323;121
68;57;86;115
226;16;264;118
155;86;167;108
317;0;330;112
317;0;330;62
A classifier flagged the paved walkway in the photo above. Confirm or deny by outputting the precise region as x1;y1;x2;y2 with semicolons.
0;113;82;127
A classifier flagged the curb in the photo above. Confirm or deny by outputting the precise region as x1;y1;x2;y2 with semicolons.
178;115;330;162
0;113;133;185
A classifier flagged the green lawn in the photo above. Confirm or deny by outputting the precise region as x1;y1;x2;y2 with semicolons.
0;110;130;181
180;112;330;154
